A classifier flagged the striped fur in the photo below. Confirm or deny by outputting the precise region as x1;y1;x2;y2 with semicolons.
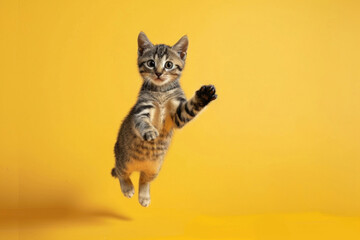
113;32;217;207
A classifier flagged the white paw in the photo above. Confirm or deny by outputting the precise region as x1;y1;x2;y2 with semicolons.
122;186;135;198
142;129;159;141
139;196;151;207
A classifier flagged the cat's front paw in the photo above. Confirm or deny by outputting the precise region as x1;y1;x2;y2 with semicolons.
196;85;217;106
142;128;159;141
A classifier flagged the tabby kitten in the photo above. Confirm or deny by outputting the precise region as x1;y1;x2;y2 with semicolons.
112;32;217;207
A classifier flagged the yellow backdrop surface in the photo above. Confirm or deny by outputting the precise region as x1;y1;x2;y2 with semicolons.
1;0;360;239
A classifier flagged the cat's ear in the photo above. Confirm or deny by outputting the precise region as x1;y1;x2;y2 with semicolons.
172;35;188;60
138;32;153;56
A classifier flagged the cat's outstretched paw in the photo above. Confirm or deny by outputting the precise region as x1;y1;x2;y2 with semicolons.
196;85;217;106
142;128;159;141
139;196;151;207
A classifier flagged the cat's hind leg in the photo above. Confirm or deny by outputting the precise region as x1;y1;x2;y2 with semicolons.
113;167;135;198
119;176;135;198
138;172;158;207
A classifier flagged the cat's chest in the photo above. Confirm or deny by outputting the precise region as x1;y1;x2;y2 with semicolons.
151;100;174;132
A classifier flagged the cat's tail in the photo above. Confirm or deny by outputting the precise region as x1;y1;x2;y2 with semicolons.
111;168;117;178
112;141;120;178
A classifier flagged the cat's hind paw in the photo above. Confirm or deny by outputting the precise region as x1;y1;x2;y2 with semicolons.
122;187;135;198
120;179;135;198
139;196;151;207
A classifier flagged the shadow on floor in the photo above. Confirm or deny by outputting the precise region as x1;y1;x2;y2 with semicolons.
0;205;132;228
0;188;132;228
0;156;132;228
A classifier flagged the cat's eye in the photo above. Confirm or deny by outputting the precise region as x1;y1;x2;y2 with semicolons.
146;60;155;68
165;61;173;69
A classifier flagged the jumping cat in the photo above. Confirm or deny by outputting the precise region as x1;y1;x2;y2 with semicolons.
112;32;217;207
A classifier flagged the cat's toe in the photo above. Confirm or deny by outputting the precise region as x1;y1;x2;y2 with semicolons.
122;187;135;198
196;84;217;105
143;129;159;141
139;196;151;207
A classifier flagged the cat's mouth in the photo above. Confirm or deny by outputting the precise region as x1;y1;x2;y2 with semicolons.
154;77;164;82
152;76;169;86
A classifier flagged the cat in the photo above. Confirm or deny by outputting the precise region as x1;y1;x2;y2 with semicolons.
112;32;217;207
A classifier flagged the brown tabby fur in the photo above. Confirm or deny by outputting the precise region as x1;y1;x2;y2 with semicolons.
112;32;217;207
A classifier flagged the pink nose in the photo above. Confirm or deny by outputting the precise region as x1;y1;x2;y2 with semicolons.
155;72;162;78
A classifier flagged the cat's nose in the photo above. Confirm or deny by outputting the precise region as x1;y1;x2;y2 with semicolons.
155;72;162;78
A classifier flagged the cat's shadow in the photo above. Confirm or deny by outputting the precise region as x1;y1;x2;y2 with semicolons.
0;156;132;228
0;184;132;228
0;202;132;228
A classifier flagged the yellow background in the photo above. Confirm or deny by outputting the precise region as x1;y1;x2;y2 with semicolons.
1;0;360;239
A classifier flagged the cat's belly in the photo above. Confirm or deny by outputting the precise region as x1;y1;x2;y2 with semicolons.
125;157;163;175
123;101;174;175
125;133;172;175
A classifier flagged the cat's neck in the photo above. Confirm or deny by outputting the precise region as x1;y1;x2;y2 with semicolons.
140;79;180;92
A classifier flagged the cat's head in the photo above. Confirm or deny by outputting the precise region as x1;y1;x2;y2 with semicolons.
137;32;188;86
